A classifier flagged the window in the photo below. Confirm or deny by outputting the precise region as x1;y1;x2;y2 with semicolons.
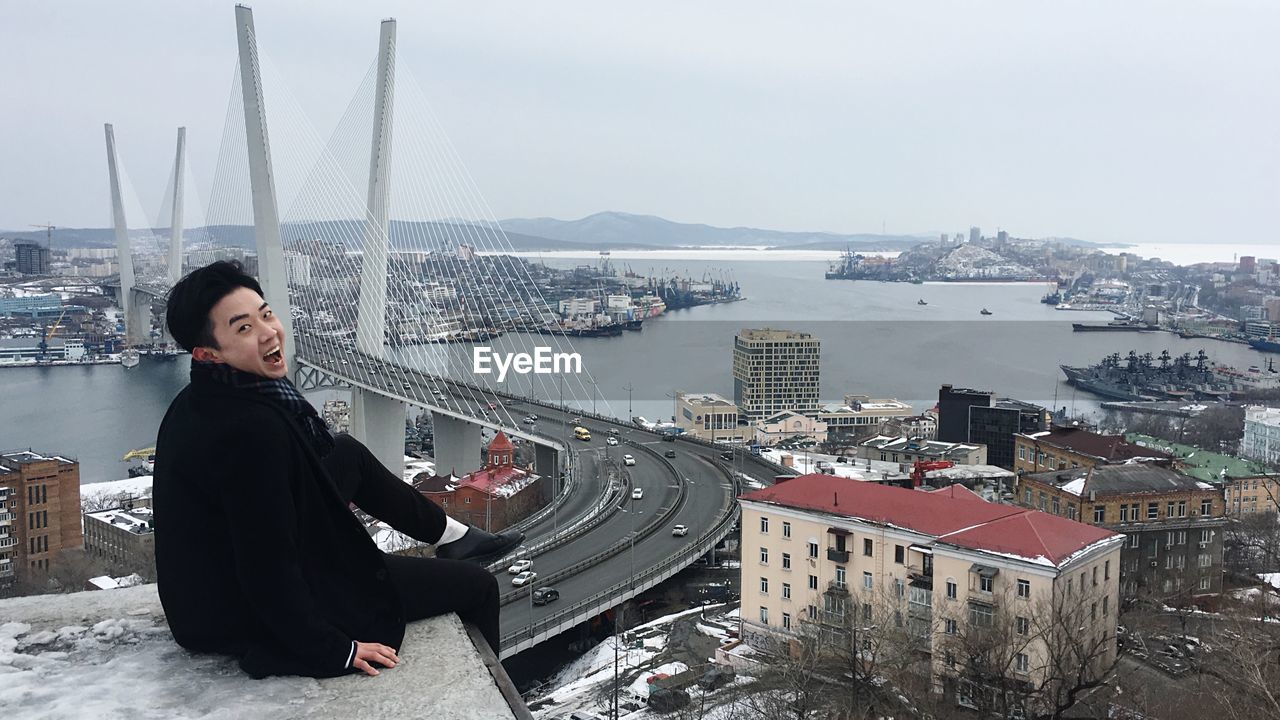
1092;566;1098;586
1201;499;1212;516
760;548;768;564
1017;579;1030;598
1119;503;1129;521
782;612;791;631
969;603;994;626
1016;616;1029;635
1052;495;1060;514
1147;502;1158;520
1039;492;1048;511
1091;602;1097;620
760;517;769;534
808;605;817;620
944;618;957;635
1177;500;1186;517
1129;534;1140;549
1067;577;1073;596
1067;505;1077;520
1198;554;1211;568
782;553;791;570
946;579;957;599
1024;487;1032;504
808;541;818;558
808;574;818;591
782;521;791;538
1104;560;1111;580
760;607;769;625
894;544;905;564
1102;596;1109;616
1167;501;1175;518
862;571;873;590
1200;529;1214;544
1199;576;1211;591
863;538;873;557
760;577;769;594
1016;653;1029;673
782;583;791;600
894;578;905;598
979;575;993;593
1093;505;1105;523
835;566;849;589
862;603;872;621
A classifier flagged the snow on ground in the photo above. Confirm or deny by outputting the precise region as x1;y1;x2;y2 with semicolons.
1259;573;1280;591
80;475;153;505
626;661;688;696
757;448;904;483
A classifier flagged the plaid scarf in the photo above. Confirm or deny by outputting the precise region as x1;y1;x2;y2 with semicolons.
191;360;336;458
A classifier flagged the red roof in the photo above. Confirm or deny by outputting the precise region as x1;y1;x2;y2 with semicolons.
740;474;1118;568
460;465;527;495
488;431;513;453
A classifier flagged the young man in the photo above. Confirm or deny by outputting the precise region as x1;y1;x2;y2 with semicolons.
154;261;522;679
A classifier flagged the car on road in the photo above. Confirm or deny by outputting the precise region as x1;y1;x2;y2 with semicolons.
571;417;582;425
631;487;644;500
720;451;734;461
671;524;688;537
661;433;676;442
511;571;538;587
609;428;619;436
622;454;636;466
522;416;536;424
508;559;533;575
487;402;498;410
606;436;619;446
532;587;560;606
664;449;677;458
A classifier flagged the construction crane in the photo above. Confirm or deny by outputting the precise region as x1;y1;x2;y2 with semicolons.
29;223;55;249
909;460;955;488
36;306;70;363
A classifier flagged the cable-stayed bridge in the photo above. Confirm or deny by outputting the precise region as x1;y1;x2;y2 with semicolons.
102;5;791;659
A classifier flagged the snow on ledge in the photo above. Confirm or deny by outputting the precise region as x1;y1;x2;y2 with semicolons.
0;584;520;719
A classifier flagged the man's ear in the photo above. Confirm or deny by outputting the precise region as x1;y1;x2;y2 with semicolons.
192;346;222;363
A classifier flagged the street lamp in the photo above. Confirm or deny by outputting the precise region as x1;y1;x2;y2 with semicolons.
591;378;598;415
622;382;633;418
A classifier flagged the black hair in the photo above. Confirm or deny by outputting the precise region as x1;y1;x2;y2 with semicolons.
165;260;265;352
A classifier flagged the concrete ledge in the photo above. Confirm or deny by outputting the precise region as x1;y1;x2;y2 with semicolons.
0;585;526;719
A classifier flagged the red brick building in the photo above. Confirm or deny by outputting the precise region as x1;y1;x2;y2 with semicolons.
414;433;545;532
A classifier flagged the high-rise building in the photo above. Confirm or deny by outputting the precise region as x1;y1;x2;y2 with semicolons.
936;385;993;443
1242;406;1280;466
969;226;981;244
732;328;821;420
14;241;51;275
968;399;1050;470
0;450;84;586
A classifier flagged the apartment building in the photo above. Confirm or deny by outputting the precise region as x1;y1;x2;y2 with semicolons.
739;474;1121;714
1223;475;1280;515
1242;406;1280;466
815;396;914;442
1017;464;1225;605
1013;426;1168;475
731;328;821;420
0;450;84;585
83;502;156;579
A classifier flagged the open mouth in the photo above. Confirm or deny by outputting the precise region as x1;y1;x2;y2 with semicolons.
263;345;283;366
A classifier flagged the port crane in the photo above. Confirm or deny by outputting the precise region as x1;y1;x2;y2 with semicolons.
36;306;70;363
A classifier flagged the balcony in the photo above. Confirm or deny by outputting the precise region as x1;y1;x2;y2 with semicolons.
0;537;17;549
0;512;13;526
827;547;851;563
826;579;849;594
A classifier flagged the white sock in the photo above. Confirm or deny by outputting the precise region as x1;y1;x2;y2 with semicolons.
437;516;470;546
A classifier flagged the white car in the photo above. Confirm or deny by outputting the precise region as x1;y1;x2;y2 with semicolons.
606;436;619;446
512;571;538;587
632;487;644;500
508;559;533;575
622;454;636;466
672;524;688;537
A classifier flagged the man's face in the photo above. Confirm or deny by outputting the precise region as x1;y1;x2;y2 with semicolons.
195;286;287;378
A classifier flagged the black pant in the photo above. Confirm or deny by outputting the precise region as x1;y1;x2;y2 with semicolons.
323;434;501;654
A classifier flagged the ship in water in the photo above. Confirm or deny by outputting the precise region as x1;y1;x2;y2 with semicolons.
1248;335;1280;354
1072;317;1158;332
1061;350;1280;401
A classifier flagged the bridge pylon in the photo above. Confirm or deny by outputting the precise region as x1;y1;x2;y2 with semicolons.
168;127;186;286
103;123;146;347
349;18;406;478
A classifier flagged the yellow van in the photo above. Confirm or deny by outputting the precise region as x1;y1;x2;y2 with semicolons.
574;426;591;441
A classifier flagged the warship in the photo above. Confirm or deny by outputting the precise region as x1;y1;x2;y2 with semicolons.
1060;350;1278;401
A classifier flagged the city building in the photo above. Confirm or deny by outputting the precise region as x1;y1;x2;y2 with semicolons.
937;385;993;443
15;241;51;275
283;251;312;286
1016;464;1225;605
412;433;545;533
815;395;914;442
0;294;63;318
0;338;86;364
83;502;155;580
1012;426;1168;475
732;328;821;420
674;392;749;442
1242;406;1280;466
739;474;1122;713
322;399;351;435
754;410;828;447
880;414;938;441
968;399;1051;470
1223;475;1280;515
859;435;988;466
0;450;84;585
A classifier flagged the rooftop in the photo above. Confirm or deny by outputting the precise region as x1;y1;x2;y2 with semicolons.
0;449;75;470
86;505;154;534
1025;463;1215;497
1015;426;1168;463
678;392;736;408
0;584;528;719
1126;433;1266;483
740;473;1119;568
861;435;983;457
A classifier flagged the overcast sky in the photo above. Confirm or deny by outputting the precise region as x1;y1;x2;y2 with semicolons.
1;1;1277;245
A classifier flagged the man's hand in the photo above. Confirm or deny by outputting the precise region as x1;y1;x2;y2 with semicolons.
352;641;400;676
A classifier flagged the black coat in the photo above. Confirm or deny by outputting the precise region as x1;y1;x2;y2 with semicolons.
153;373;404;678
